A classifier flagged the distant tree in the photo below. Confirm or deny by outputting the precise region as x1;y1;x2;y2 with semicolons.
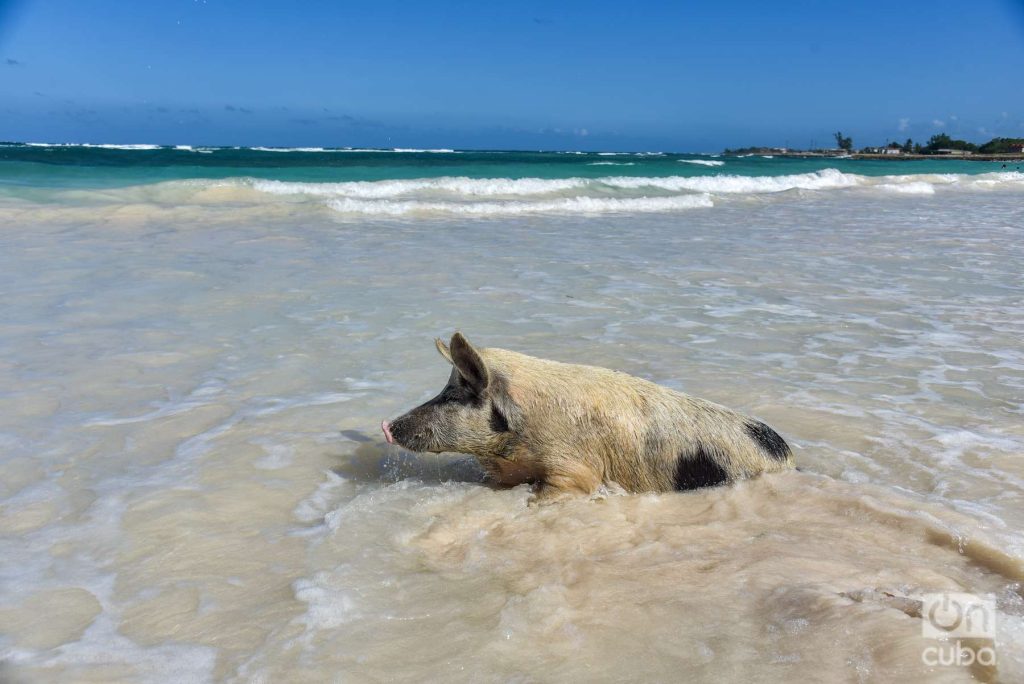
978;137;1024;154
724;146;778;155
923;133;977;153
833;131;853;151
901;138;913;153
926;133;953;150
913;142;922;153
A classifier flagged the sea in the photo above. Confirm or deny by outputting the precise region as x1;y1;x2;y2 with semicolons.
0;143;1022;682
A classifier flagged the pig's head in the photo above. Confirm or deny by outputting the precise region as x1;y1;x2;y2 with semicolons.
382;333;519;458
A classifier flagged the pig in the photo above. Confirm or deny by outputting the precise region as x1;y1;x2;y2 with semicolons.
382;333;793;503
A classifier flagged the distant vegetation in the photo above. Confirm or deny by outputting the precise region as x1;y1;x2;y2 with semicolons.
921;133;976;153
978;137;1024;154
725;133;1024;157
721;146;789;155
834;131;853;151
871;134;1024;155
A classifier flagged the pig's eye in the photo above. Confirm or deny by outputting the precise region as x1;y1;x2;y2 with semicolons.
489;405;510;433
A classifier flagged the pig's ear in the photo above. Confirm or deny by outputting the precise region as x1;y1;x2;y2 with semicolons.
450;332;489;391
435;337;453;365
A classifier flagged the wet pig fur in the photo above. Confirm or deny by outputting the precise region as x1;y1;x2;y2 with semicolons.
384;333;793;503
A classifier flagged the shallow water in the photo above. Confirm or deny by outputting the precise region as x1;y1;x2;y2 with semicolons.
1;165;1023;682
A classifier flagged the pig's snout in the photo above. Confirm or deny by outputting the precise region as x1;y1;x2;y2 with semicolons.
381;412;439;452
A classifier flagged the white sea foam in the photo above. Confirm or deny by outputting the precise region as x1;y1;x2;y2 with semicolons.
876;181;936;195
966;170;1024;187
601;168;861;193
171;145;216;154
216;146;462;153
27;169;1024;219
251;146;331;152
247;169;862;200
249;176;588;198
325;193;714;216
586;161;636;166
678;159;725;167
25;142;163;150
592;151;664;156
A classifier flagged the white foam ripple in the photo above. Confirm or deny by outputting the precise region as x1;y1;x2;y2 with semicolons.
249;176;589;198
325;193;714;216
247;168;947;201
38;169;1024;218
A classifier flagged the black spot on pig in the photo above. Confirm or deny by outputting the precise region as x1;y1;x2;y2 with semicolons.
674;445;729;490
745;420;791;461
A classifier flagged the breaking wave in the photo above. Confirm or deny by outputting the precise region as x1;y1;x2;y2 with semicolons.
325;194;714;216
678;159;726;167
876;181;937;195
13;170;1024;218
244;169;865;200
24;142;163;150
249;176;590;198
244;169;1024;204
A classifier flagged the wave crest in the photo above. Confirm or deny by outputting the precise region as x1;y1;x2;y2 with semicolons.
678;159;726;167
18;170;1024;219
325;194;714;216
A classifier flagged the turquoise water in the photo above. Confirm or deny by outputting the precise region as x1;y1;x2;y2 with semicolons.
3;143;1021;218
0;143;1017;188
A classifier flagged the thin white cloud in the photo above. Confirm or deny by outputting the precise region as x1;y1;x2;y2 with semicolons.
932;119;945;128
898;117;910;132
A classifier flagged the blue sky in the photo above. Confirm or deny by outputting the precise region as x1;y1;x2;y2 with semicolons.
1;0;1023;151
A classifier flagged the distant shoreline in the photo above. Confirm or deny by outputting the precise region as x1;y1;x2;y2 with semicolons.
3;140;1023;162
849;153;1023;162
727;151;1024;163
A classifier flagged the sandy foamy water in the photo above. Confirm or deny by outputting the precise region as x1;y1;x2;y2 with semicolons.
1;182;1023;682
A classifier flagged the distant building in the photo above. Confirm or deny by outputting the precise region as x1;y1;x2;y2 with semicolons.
936;149;973;156
883;147;902;155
